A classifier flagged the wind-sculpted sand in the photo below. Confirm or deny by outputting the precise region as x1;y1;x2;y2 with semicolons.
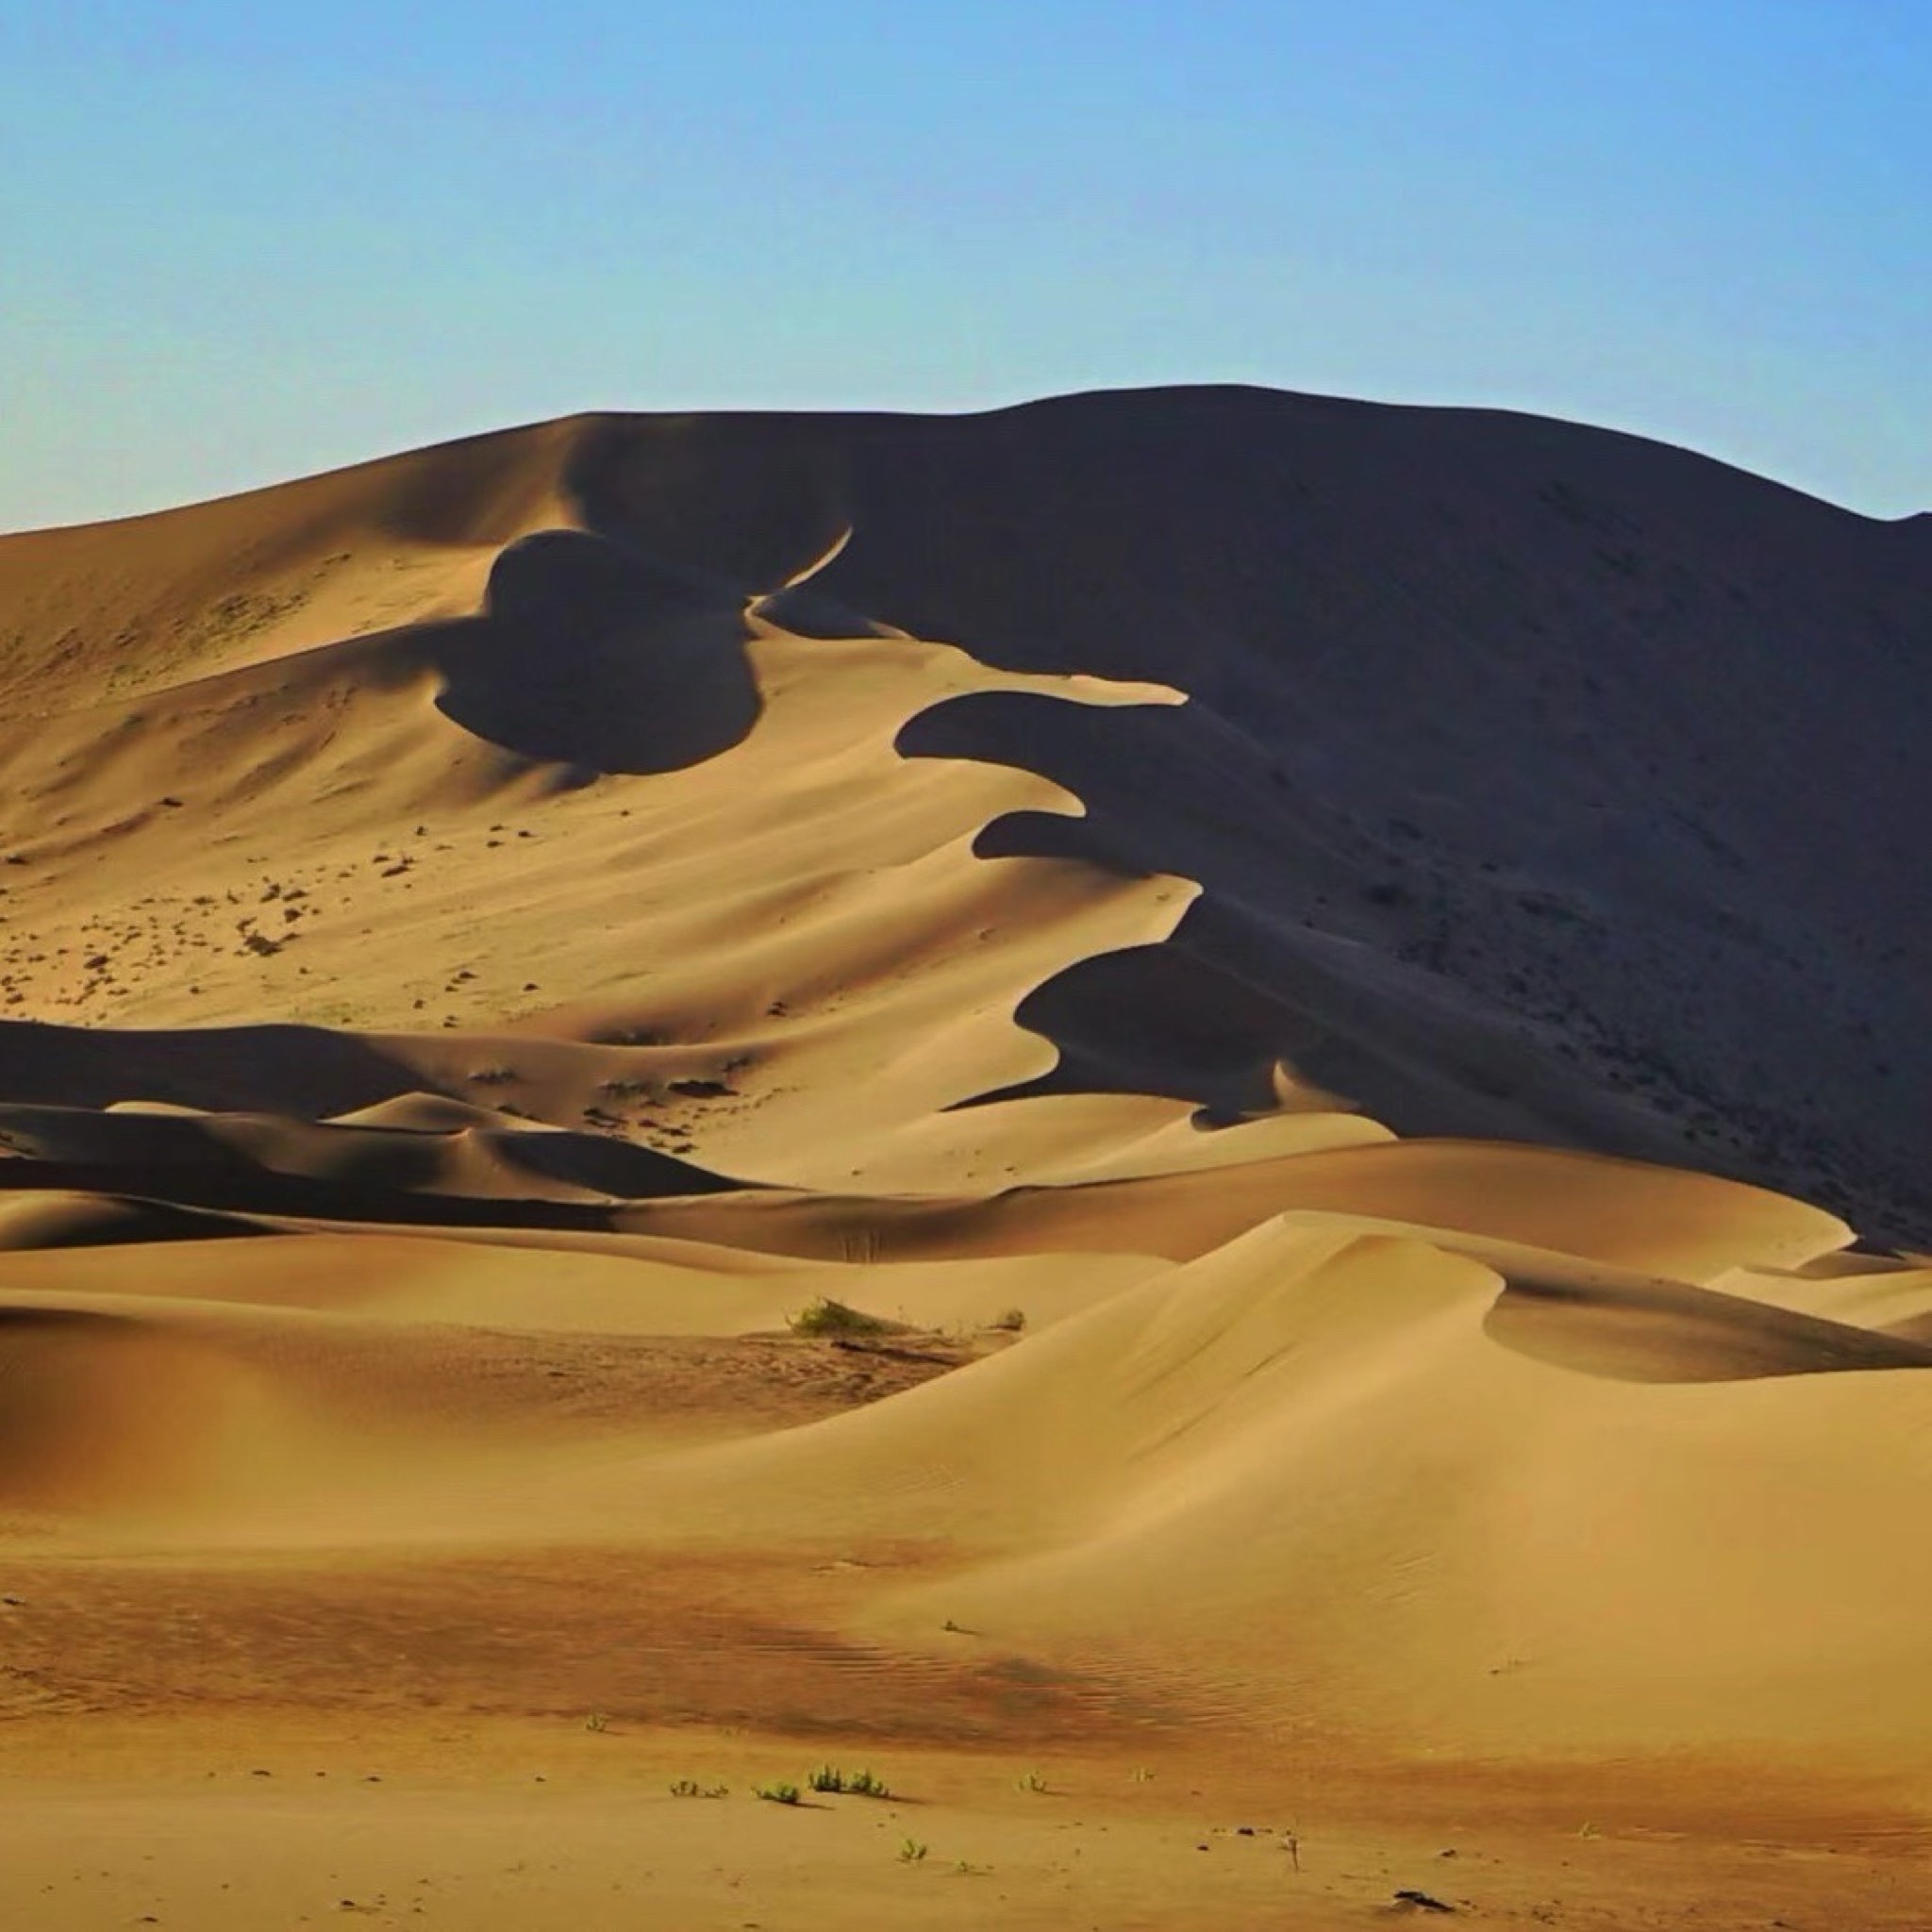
2;390;1927;1926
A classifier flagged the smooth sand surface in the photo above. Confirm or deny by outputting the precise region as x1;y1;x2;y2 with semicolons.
2;389;1927;1924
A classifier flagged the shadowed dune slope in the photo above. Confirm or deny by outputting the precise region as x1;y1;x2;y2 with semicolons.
0;386;1927;1804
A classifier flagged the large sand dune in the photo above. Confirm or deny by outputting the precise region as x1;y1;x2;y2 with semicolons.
2;388;1927;1926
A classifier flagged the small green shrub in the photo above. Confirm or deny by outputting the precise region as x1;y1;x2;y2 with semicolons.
788;1297;891;1338
898;1838;928;1863
806;1763;890;1798
755;1781;802;1806
668;1778;728;1798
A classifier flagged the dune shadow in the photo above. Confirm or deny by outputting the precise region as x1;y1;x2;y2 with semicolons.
0;1019;747;1238
1483;1277;1932;1384
0;1191;272;1252
485;1125;739;1199
958;940;1313;1120
0;1303;134;1335
0;1017;429;1118
425;529;761;775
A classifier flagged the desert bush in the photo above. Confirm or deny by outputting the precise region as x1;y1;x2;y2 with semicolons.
788;1297;891;1338
807;1763;890;1797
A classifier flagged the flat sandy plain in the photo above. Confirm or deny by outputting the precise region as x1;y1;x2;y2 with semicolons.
2;391;1927;1926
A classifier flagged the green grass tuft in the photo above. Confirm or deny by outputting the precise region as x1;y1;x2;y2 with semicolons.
788;1297;892;1338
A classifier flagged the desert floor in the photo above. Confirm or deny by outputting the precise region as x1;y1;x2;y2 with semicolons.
8;1712;1931;1929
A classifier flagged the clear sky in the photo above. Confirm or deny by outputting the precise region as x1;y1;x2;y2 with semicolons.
3;1;1925;530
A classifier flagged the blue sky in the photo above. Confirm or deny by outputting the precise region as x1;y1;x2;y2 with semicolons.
3;1;1925;528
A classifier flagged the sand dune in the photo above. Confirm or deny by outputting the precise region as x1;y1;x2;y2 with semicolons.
2;388;1927;1925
